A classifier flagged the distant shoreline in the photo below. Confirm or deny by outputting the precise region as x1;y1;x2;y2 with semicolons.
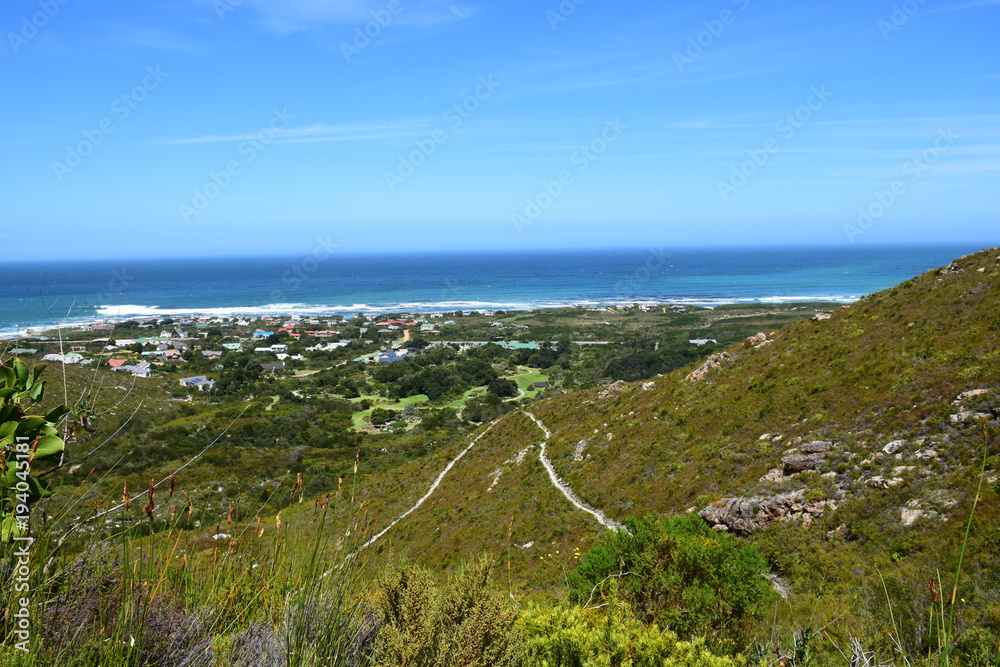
0;296;862;341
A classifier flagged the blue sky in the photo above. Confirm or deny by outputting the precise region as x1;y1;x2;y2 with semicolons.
1;0;998;259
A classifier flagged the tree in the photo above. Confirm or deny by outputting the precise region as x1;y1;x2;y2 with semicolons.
370;408;396;427
488;378;518;398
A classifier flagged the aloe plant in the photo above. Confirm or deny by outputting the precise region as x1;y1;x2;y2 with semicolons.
0;358;71;541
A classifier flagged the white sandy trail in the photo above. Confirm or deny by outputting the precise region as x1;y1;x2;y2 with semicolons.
523;411;625;532
354;420;499;552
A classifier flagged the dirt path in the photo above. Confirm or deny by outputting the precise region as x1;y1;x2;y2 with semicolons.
523;410;625;532
353;420;499;552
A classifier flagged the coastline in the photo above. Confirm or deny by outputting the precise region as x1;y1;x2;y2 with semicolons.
0;294;860;341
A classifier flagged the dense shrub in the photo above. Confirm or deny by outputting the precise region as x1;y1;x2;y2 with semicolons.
567;514;773;646
520;600;735;666
371;558;523;666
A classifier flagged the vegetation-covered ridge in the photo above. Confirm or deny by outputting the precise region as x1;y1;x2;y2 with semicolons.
2;247;999;665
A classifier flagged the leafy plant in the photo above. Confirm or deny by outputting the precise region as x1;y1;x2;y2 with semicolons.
0;359;70;541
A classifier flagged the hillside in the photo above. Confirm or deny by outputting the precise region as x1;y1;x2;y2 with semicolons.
320;247;999;654
5;248;998;664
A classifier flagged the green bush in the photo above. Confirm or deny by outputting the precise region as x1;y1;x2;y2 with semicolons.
566;514;773;647
520;599;736;667
372;557;523;666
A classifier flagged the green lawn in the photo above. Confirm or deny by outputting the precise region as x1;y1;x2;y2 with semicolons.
509;366;550;399
350;394;430;430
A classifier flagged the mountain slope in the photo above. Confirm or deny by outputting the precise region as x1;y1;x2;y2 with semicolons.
299;248;999;643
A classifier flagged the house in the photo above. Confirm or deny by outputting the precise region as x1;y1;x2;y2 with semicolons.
70;345;86;353
156;344;169;351
202;350;223;360
269;344;288;352
179;376;216;391
499;341;539;351
107;359;128;368
172;341;189;351
252;330;273;340
113;361;152;378
377;349;408;364
306;341;350;352
162;349;183;362
261;362;286;374
222;342;243;351
42;352;85;364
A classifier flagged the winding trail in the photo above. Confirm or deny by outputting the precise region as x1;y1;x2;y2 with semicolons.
354;420;499;552
337;405;621;571
524;410;625;532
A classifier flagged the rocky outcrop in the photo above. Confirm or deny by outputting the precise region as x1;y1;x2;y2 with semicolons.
782;453;827;475
949;388;996;423
597;380;628;399
700;490;833;535
685;352;733;382
812;312;833;321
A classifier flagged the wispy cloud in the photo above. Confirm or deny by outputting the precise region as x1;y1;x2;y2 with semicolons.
239;0;475;34
163;120;430;145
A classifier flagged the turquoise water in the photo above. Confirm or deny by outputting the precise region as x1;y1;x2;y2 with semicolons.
0;245;988;335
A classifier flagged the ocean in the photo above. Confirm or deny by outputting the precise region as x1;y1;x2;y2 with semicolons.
0;245;988;336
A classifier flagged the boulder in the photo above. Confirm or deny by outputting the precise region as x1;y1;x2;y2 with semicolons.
882;440;906;454
867;476;904;489
685;352;733;382
950;411;991;423
782;452;827;475
802;440;833;453
700;490;832;535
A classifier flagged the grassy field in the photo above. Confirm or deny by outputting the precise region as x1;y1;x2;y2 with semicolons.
510;366;550;399
350;393;431;430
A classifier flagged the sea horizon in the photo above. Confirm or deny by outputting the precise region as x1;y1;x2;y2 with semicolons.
1;243;992;337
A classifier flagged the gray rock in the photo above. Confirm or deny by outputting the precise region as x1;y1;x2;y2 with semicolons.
782;452;827;474
882;440;906;454
867;476;904;489
802;440;833;453
700;490;832;536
